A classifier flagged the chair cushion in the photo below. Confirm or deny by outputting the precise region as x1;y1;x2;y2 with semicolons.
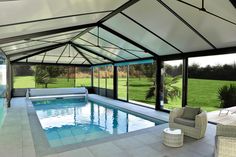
181;106;200;120
174;117;195;127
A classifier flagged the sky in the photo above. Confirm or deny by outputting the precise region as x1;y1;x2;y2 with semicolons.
165;53;236;67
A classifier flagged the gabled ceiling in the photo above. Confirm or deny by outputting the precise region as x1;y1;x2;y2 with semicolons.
0;0;235;66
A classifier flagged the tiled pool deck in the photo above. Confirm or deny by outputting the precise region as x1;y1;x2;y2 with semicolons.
0;96;215;157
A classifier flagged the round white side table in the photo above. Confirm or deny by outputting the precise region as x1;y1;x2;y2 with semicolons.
163;128;184;147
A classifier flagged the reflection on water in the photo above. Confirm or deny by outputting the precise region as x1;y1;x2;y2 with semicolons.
33;98;165;147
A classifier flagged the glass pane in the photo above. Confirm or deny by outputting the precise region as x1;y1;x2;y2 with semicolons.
4;42;56;55
80;33;139;59
62;45;78;58
74;38;123;61
107;66;113;90
45;46;66;56
0;0;126;25
0;13;109;39
0;54;6;127
91;27;144;52
71;58;86;64
28;55;44;63
206;0;236;24
78;48;111;64
0;55;6;96
104;14;180;55
35;65;75;88
164;0;236;48
43;56;59;63
75;67;91;87
99;67;106;89
2;40;45;52
93;67;99;88
162;60;183;110
123;0;212;52
35;31;81;42
188;54;236;112
13;64;35;88
57;56;73;64
118;66;128;100
128;63;156;108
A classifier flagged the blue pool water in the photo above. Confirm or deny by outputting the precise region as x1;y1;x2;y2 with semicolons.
32;98;165;147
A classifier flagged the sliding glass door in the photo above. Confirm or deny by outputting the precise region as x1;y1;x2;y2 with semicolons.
117;66;128;101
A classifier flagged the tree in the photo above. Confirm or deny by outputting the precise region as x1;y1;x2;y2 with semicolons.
13;65;34;76
35;67;53;88
145;75;181;104
35;65;65;88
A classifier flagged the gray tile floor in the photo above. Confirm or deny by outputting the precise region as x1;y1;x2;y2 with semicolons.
0;97;216;157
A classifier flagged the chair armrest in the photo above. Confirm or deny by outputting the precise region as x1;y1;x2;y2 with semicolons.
195;111;207;129
216;124;236;137
169;108;184;123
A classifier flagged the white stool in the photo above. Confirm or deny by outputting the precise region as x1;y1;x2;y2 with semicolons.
163;128;183;147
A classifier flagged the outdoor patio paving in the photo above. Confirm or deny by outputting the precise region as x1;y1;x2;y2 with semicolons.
0;97;216;157
208;109;236;126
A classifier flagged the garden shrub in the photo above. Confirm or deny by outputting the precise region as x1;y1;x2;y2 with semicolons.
218;84;236;108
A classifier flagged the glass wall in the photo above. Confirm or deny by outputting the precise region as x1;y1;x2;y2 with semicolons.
93;67;99;88
162;60;182;110
118;66;128;101
99;67;106;89
13;64;35;88
188;54;236;112
92;65;114;97
128;63;156;108
75;67;91;87
35;65;75;88
0;53;6;127
107;66;113;90
13;64;92;89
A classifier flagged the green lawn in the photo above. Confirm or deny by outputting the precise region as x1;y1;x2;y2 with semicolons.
13;76;236;111
187;79;236;111
14;76;35;88
13;76;91;88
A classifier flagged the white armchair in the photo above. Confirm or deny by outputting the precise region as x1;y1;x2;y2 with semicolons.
169;107;207;139
215;124;236;157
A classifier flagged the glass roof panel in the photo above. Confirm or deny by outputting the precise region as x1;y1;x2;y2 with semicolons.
27;55;44;63
17;59;27;63
62;45;79;58
43;56;59;63
178;0;202;8
104;14;181;55
57;56;74;64
0;0;127;25
2;40;45;52
78;48;111;63
34;29;84;41
90;27;144;52
45;46;66;56
10;55;26;62
71;58;86;64
83;46;124;61
73;38;122;61
83;61;90;65
164;0;236;48
123;0;212;52
4;42;56;55
206;0;236;24
80;32;142;59
0;29;84;48
0;12;109;39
